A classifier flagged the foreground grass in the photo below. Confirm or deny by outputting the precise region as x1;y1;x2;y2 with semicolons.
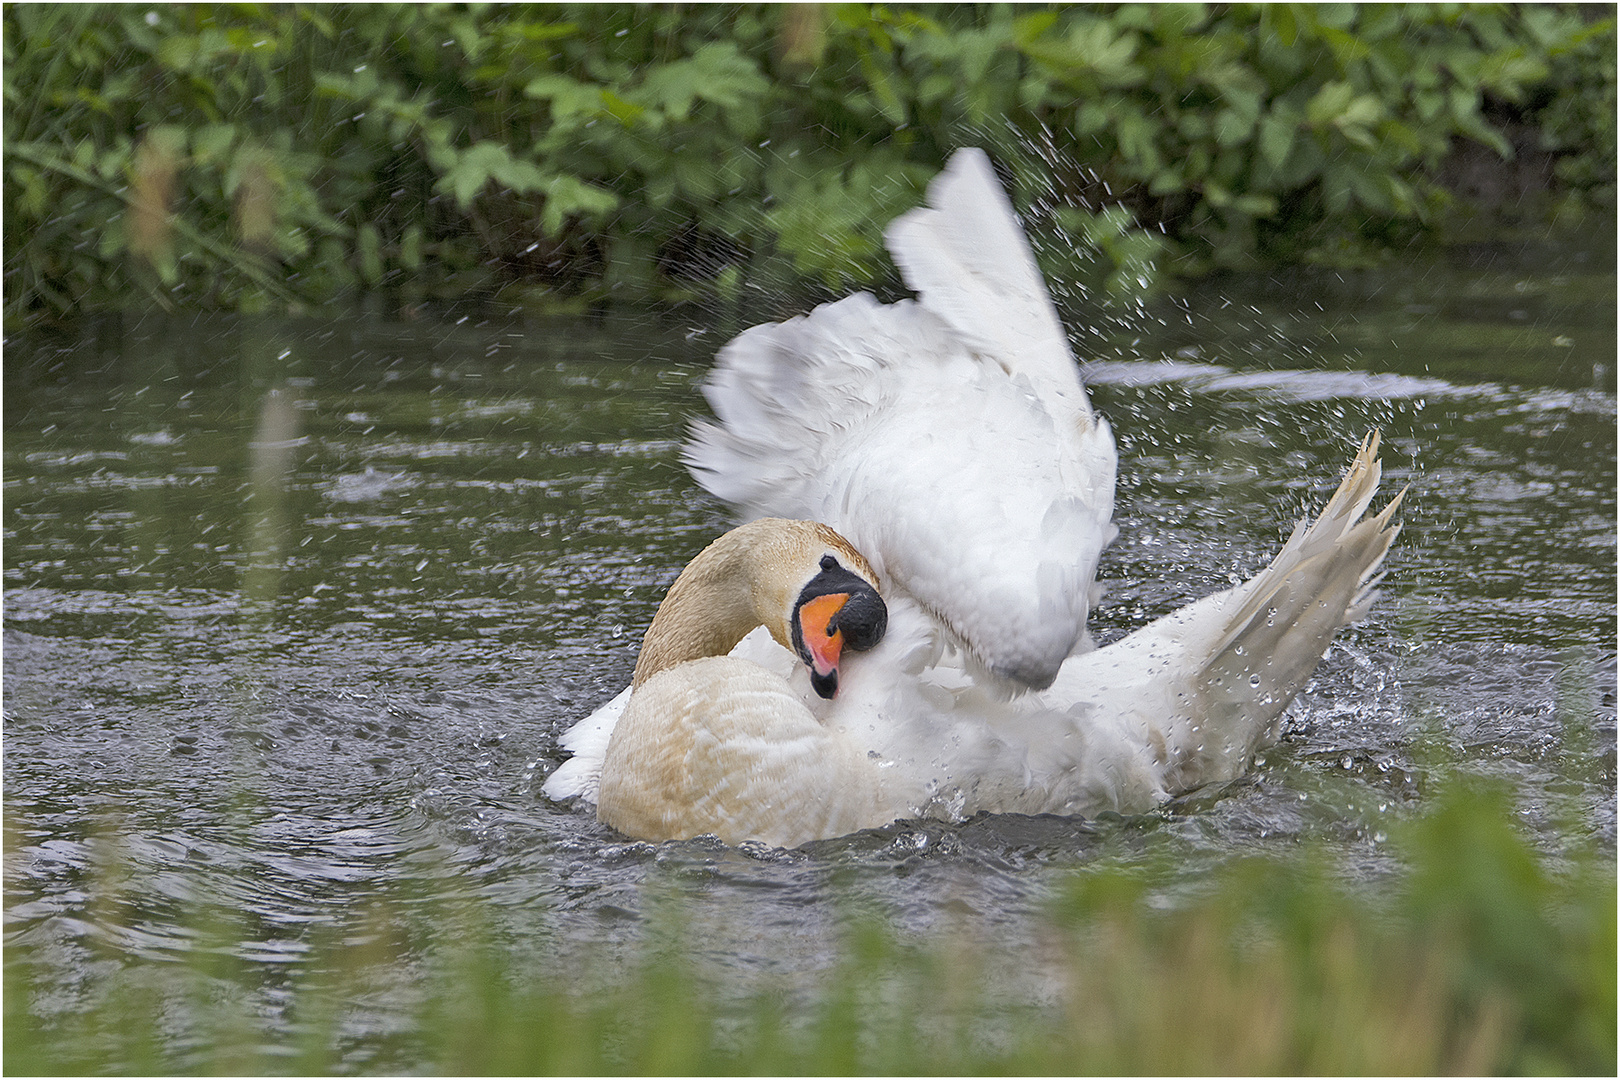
5;782;1614;1075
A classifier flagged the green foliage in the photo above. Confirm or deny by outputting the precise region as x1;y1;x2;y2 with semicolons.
1399;783;1617;1074
1003;3;1615;271
3;4;1614;324
5;782;1613;1075
1534;6;1619;196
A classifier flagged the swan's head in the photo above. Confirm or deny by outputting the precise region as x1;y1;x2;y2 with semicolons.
789;551;888;699
633;518;886;699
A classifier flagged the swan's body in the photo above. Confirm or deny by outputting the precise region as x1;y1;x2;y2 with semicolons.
544;147;1406;848
547;437;1402;847
575;518;892;847
687;148;1116;690
597;655;889;847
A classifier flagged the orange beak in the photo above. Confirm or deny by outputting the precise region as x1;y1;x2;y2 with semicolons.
796;592;848;697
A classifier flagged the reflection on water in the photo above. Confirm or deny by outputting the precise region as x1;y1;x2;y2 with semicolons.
5;232;1615;1061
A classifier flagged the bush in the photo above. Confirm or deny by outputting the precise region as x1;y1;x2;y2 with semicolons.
3;4;1614;325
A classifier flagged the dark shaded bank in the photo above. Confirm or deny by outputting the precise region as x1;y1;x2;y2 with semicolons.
4;3;1614;326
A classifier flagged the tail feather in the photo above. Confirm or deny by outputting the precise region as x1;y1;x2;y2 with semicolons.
1207;431;1398;663
1171;433;1404;786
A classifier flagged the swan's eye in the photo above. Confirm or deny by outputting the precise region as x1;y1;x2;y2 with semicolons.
820;555;839;571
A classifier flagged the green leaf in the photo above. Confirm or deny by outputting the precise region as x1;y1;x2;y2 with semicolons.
631;41;767;125
1149;169;1185;196
1152;3;1209;38
1322;162;1352;213
514;19;578;44
401;224;422;271
917;73;954;104
1352;167;1394;213
1258;115;1296;169
685;42;769;110
1011;9;1059;47
147;124;187;157
1224;84;1263;126
1317;25;1370;66
438;142;549;208
317;236;354;288
1340;123;1378;151
1310;4;1357;31
191;123;236;166
1231;192;1278;217
1115;108;1161;172
155;33;200;72
1017;17;1143;89
524;73;604;122
1176;111;1210;140
1076;20;1142;85
1075;101;1110;136
1213;108;1253;147
1339;93;1384;129
357;222;383;286
12;162;48;218
1306;81;1355;127
1266;4;1299;48
97;213;127;258
599;89;643;127
539;175;618;236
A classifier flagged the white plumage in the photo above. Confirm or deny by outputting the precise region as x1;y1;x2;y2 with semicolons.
545;148;1404;847
687;148;1117;691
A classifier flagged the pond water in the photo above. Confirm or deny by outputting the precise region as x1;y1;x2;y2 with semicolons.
5;229;1615;1067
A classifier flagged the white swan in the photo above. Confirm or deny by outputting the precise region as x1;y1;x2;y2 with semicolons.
545;439;1401;847
544;146;1405;847
686;147;1116;691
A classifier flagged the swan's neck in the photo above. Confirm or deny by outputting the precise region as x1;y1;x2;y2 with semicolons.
630;521;803;687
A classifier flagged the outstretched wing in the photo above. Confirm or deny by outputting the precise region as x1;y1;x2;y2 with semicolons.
685;149;1117;691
